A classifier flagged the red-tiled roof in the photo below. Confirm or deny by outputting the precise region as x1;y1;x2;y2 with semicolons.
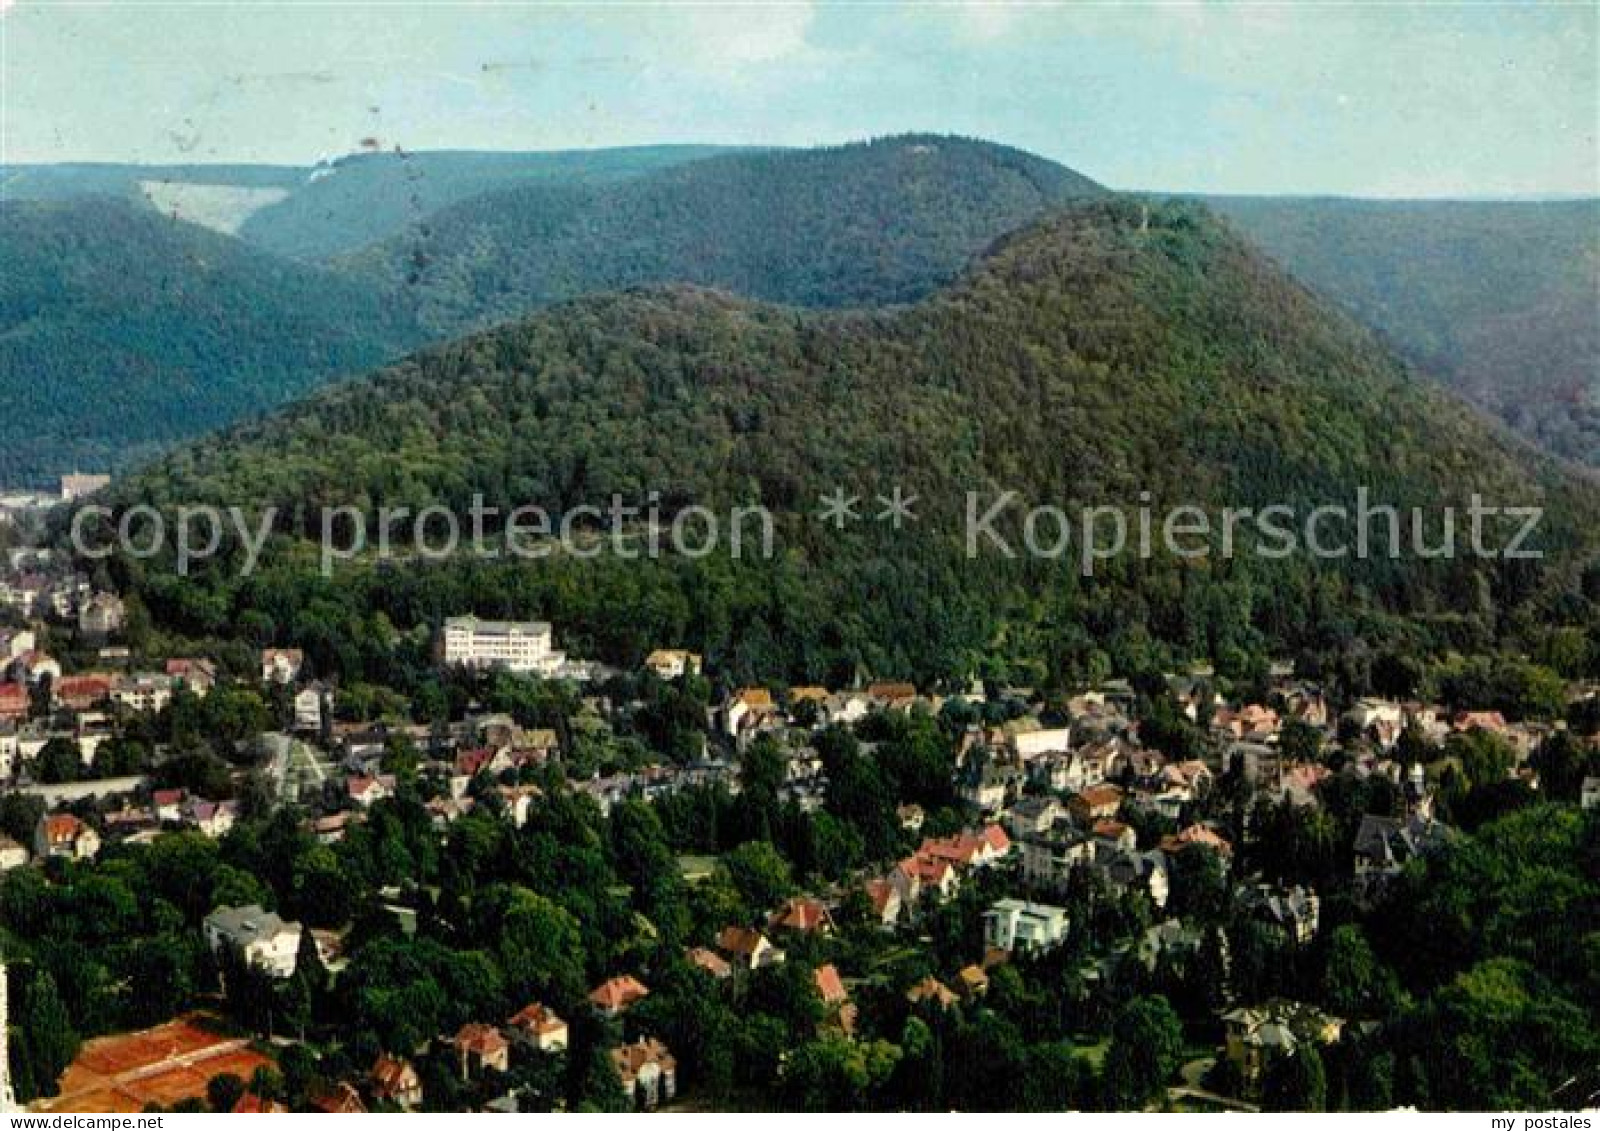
813;964;848;1005
452;1023;508;1056
589;975;649;1012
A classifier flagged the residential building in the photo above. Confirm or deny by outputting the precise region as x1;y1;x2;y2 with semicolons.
612;1038;677;1109
983;899;1069;953
165;658;217;698
110;673;174;714
294;686;326;732
203;904;304;978
1353;813;1452;900
1223;1001;1344;1098
589;975;650;1017
643;649;701;680
507;1003;569;1053
716;926;785;970
370;1056;423;1109
261;648;305;685
1018;820;1093;891
686;947;734;980
1242;883;1321;945
1068;784;1124;824
1011;726;1073;763
78;592;125;639
449;1024;511;1079
60;473;111;502
769;896;836;935
34;813;100;861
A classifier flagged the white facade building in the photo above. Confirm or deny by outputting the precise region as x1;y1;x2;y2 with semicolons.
983;898;1070;953
441;617;565;675
204;904;304;978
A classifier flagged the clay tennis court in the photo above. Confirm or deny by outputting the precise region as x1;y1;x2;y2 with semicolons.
38;1015;275;1113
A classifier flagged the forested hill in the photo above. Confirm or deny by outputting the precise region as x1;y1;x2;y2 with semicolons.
1212;197;1600;466
0;197;423;485
112;200;1599;688
342;134;1107;335
235;146;744;260
2;146;739;260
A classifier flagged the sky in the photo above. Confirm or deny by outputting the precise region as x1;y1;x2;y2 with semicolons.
4;1;1597;197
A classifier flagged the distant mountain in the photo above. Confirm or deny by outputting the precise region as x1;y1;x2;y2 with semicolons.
236;146;744;260
1212;197;1600;466
1;137;1102;483
2;146;739;260
114;201;1598;686
343;135;1106;335
0;197;422;485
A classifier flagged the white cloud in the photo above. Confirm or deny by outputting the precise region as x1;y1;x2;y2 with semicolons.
673;3;817;67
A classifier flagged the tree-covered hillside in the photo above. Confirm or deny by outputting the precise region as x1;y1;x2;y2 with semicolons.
236;146;743;260
1212;197;1600;466
108;201;1600;689
344;135;1106;334
2;147;736;259
0;197;423;485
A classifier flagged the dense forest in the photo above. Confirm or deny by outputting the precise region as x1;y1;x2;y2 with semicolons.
236;146;742;261
1214;197;1600;465
342;134;1105;334
99;200;1600;689
1;147;730;261
0;197;423;485
6;139;1596;484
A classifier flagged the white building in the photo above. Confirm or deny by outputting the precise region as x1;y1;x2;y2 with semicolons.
644;649;701;680
294;686;326;732
441;616;565;675
1012;727;1072;762
111;673;175;714
0;726;17;780
983;898;1070;953
60;473;111;502
204;904;305;978
261;649;305;686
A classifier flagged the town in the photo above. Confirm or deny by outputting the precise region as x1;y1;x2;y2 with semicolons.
0;522;1595;1113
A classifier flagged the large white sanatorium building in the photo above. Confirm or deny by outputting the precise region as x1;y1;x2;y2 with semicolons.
442;616;566;676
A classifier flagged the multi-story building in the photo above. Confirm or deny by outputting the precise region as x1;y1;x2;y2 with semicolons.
203;904;305;978
983;899;1070;953
111;673;175;714
441;616;565;675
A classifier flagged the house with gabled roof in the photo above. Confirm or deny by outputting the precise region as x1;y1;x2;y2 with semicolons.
311;1082;368;1114
1068;783;1124;824
34;812;99;861
686;946;734;980
370;1054;423;1109
769;896;835;935
863;878;903;928
260;648;305;685
506;1002;568;1053
589;974;650;1017
716;925;785;970
814;963;858;1036
612;1038;676;1109
449;1023;510;1079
